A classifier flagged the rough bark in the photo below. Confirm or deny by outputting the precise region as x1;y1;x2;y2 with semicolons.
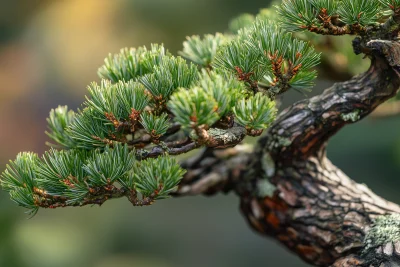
178;39;400;266
241;39;400;267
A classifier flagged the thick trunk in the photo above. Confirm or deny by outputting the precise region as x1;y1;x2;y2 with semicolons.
240;152;400;266
239;40;400;266
179;40;400;266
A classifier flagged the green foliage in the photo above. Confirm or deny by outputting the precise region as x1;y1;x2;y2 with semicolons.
83;144;135;187
132;156;186;199
140;112;170;137
85;80;149;121
168;87;220;129
86;80;124;121
65;80;150;150
197;70;246;116
285;71;317;92
46;106;77;148
139;56;199;100
68;107;115;149
309;0;338;16
337;0;381;26
0;142;187;213
213;38;266;86
276;0;382;32
379;0;400;10
117;81;150;114
276;0;317;32
0;138;188;213
1;1;336;215
233;93;277;130
180;33;229;67
249;19;320;90
36;149;90;202
229;13;256;33
1;152;38;192
1;152;39;215
98;44;169;83
214;18;320;92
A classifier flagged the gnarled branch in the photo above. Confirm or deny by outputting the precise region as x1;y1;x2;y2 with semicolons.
177;39;400;267
238;40;400;267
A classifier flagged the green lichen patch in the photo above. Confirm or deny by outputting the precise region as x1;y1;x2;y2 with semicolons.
276;136;292;147
257;178;277;198
363;214;400;254
341;109;360;122
268;135;292;150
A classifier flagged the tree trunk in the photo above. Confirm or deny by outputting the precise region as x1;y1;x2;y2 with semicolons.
179;40;400;266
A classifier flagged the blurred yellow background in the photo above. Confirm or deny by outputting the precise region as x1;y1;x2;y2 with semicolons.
0;1;399;267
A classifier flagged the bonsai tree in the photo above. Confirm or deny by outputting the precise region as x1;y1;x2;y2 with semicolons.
2;0;400;266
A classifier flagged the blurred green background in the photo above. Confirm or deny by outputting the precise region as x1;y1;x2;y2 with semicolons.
0;1;399;266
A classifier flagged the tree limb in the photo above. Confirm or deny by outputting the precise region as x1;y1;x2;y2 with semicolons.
238;40;400;266
177;40;400;266
176;145;251;196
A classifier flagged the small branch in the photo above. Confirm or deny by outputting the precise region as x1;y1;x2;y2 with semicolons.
127;134;152;147
304;23;365;36
163;122;181;136
164;137;190;148
197;126;247;148
301;9;366;36
34;185;129;208
142;142;200;159
234;66;258;92
33;183;160;209
305;8;400;38
175;145;252;196
267;51;302;95
127;189;158;206
138;126;247;159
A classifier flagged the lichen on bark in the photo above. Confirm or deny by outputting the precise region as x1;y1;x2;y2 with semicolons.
364;214;400;253
341;109;361;122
